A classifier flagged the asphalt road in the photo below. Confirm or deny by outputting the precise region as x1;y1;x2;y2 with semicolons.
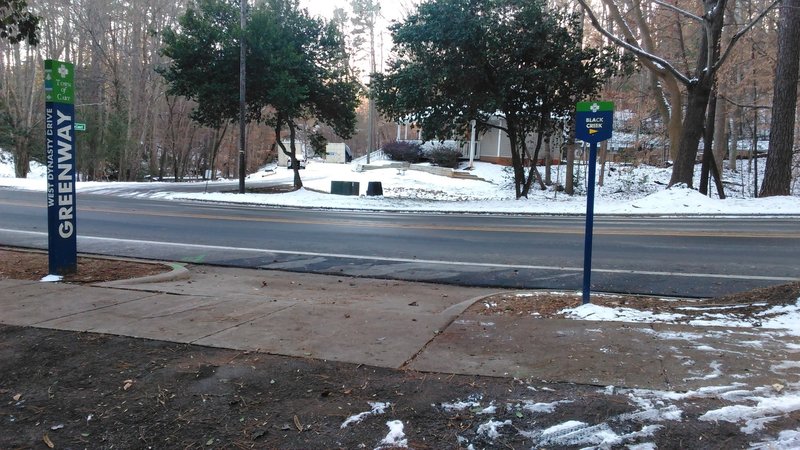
1;188;798;297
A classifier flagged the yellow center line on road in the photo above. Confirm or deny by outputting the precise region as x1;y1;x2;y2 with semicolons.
3;198;800;239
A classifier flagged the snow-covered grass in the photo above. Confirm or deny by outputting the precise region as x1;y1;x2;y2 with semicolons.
426;382;800;449
2;149;797;215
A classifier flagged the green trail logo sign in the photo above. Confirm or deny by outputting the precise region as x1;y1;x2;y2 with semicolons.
45;61;75;104
45;59;77;275
576;101;614;143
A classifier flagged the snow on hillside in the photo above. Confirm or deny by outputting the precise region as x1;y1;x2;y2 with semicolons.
1;149;799;215
0;150;47;179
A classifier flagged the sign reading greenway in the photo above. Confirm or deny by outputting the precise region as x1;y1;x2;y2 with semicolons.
45;59;77;275
575;101;614;305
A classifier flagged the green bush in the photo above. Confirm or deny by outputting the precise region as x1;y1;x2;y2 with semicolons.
427;145;462;168
383;141;423;163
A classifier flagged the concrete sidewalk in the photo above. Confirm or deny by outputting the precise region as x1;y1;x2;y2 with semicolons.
1;264;798;392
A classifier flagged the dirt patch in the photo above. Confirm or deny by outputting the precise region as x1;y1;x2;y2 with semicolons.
0;248;169;283
1;324;785;449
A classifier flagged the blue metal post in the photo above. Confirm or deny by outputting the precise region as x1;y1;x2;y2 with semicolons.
582;142;598;304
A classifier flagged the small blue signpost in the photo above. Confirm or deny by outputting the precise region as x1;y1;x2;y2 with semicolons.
575;101;614;304
44;59;77;275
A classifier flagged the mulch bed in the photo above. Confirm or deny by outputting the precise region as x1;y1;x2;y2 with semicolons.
0;249;168;283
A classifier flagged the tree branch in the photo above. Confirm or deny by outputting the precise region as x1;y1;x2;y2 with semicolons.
652;0;704;23
719;94;772;110
609;0;667;78
715;0;781;71
577;0;692;85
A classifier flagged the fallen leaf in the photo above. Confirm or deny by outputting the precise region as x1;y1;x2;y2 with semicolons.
252;429;267;440
13;393;21;401
293;415;302;432
43;434;55;448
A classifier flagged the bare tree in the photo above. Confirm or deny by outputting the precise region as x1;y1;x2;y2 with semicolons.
577;0;780;189
0;42;40;177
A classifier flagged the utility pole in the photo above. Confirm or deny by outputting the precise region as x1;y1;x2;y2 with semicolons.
366;6;376;165
238;0;247;194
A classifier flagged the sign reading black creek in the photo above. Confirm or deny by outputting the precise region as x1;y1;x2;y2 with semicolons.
576;101;614;144
575;101;614;305
45;59;77;275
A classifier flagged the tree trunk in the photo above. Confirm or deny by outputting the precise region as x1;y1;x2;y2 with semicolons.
731;102;745;171
521;130;546;197
209;124;228;180
13;137;31;178
289;121;303;189
544;135;552;186
713;96;728;174
700;91;726;198
700;90;717;195
760;0;800;197
668;0;727;188
276;117;303;190
505;117;525;199
598;140;608;187
565;142;575;195
669;80;713;187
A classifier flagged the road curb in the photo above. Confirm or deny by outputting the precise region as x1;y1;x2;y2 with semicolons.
95;262;190;287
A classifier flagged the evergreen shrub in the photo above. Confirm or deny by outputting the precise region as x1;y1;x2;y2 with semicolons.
383;141;423;163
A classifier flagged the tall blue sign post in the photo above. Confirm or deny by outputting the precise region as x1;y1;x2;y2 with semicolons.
45;60;77;275
575;101;614;304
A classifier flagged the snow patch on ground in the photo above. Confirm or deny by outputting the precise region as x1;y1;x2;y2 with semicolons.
439;395;483;412
40;274;63;282
559;298;800;336
518;399;572;414
476;419;512;440
340;402;390;428
699;394;800;434
560;303;686;322
750;429;800;449
375;420;407;449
